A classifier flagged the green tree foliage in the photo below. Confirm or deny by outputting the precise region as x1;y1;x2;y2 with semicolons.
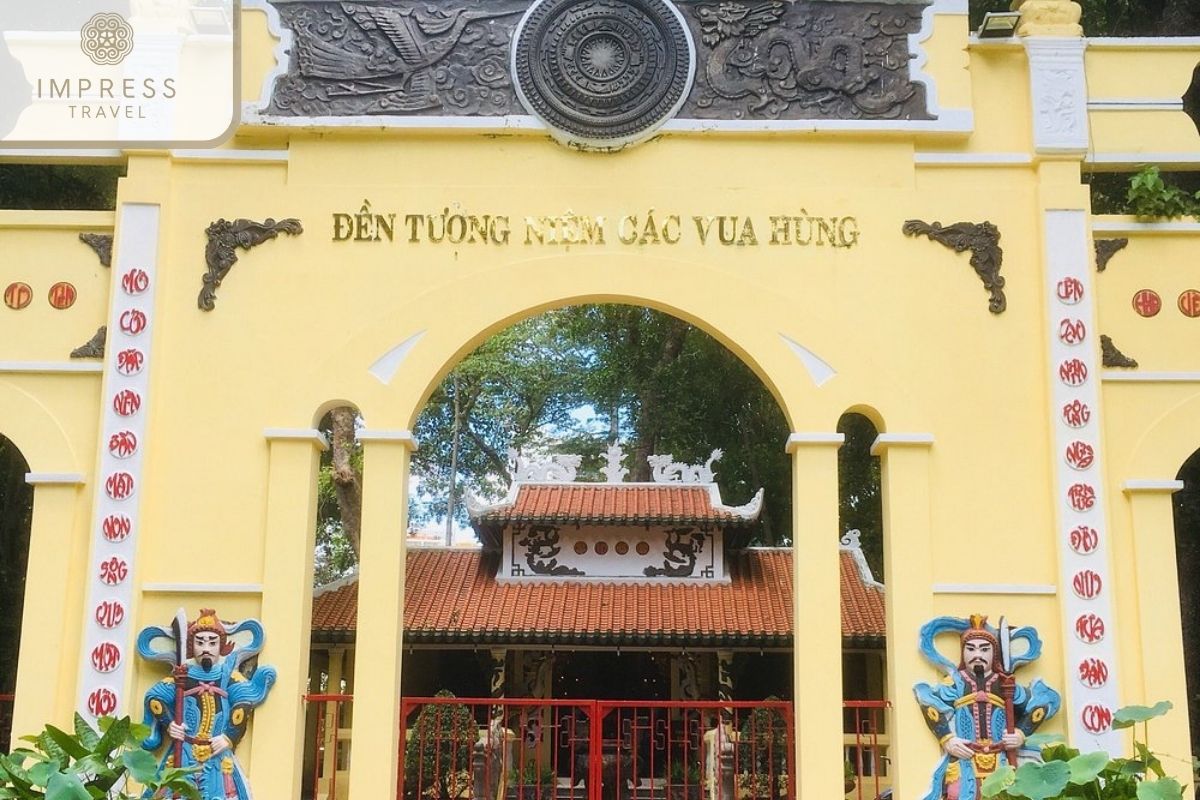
0;166;122;210
837;414;883;579
969;0;1200;35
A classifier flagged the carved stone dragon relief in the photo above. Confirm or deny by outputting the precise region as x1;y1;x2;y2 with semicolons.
680;1;930;120
263;0;932;122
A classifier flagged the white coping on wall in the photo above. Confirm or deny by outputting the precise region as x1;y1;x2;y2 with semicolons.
25;472;86;485
784;432;844;452
932;583;1058;595
263;428;329;450
170;149;290;163
1092;220;1200;233
1087;100;1183;111
870;432;935;455
1122;479;1186;493
1086;153;1200;167
0;361;104;374
142;583;265;594
1101;371;1200;382
0;149;124;161
357;429;419;448
1086;37;1200;48
915;152;1033;166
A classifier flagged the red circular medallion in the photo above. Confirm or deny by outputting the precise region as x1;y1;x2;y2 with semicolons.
615;541;629;555
48;282;77;309
636;542;650;556
1132;289;1162;317
574;541;587;555
594;541;609;556
1178;289;1200;318
4;282;32;310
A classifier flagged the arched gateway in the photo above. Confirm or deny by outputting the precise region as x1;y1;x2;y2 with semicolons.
2;0;1199;798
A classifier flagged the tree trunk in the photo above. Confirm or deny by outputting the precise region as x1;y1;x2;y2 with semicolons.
447;373;462;546
630;319;690;481
329;407;363;558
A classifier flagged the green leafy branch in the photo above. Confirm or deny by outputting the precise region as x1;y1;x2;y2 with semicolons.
981;702;1186;800
0;715;198;800
1125;167;1200;221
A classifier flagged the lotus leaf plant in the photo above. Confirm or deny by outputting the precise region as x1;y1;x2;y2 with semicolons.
981;702;1187;800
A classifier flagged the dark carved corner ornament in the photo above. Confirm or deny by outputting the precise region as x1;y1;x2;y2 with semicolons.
79;233;113;267
1100;334;1138;368
1094;238;1128;272
70;326;107;359
1182;61;1200;135
199;218;304;311
902;220;1006;314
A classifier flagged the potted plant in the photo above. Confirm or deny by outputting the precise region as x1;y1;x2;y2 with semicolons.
511;761;556;800
844;759;857;795
403;690;477;800
668;758;703;800
737;707;788;800
981;702;1185;800
0;714;199;799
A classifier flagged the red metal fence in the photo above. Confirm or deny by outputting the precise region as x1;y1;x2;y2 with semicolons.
843;701;890;800
302;695;889;800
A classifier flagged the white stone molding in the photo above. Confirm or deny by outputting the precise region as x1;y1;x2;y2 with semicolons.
600;442;629;484
368;331;426;385
709;486;764;520
1042;208;1121;753
1091;220;1200;233
141;583;264;594
932;583;1058;595
170;149;290;163
914;152;1033;166
357;429;419;449
778;334;837;387
1087;100;1182;111
0;362;104;374
1086;36;1200;47
1025;38;1089;153
869;432;935;455
839;530;884;590
263;428;329;450
1122;479;1185;493
648;449;722;483
1102;371;1200;383
1086;153;1200;167
509;449;582;482
24;472;86;485
784;432;844;453
78;203;161;722
242;0;294;116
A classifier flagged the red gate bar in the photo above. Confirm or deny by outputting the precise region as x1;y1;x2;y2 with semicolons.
843;700;890;800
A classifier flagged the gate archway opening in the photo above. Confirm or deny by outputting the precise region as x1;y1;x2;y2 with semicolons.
1173;447;1200;761
0;433;32;753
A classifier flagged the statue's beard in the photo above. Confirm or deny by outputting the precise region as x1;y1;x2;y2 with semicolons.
199;655;216;670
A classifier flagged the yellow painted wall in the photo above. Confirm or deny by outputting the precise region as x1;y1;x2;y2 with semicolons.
1;8;1198;800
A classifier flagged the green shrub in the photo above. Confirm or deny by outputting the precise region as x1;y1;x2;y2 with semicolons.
0;714;198;800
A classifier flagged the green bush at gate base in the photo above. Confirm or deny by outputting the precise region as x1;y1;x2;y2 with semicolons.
980;702;1188;800
0;714;198;800
403;691;477;800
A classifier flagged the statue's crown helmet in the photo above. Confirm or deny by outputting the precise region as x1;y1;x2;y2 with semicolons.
960;613;999;648
187;609;234;657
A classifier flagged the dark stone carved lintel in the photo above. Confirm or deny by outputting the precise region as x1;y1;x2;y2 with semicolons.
1094;238;1128;272
1100;334;1138;368
902;220;1006;314
79;233;113;267
70;326;107;359
200;218;303;311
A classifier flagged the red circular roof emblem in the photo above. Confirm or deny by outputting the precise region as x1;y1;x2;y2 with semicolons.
1132;289;1161;317
48;282;77;310
1178;289;1200;318
4;282;32;310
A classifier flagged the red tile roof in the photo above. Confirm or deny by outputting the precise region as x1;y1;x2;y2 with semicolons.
311;547;885;646
470;484;761;528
